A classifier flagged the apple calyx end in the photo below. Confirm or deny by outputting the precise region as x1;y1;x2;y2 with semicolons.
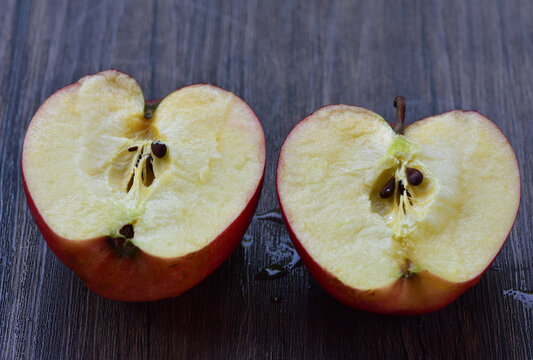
107;235;139;259
400;258;416;279
107;223;139;259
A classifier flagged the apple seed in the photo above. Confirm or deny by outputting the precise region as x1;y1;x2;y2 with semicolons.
151;141;167;158
398;181;405;194
379;176;395;199
128;146;138;152
135;153;142;167
143;155;155;186
126;173;134;192
406;167;423;186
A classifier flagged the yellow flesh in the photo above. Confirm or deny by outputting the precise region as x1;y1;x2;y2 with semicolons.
23;71;265;258
277;106;519;289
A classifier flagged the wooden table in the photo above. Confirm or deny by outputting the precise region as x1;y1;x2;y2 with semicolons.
1;0;532;358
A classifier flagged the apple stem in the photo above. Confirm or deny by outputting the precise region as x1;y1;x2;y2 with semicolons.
144;100;161;119
393;96;405;134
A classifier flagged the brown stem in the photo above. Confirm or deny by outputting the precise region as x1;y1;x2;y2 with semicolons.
393;96;405;134
144;100;162;119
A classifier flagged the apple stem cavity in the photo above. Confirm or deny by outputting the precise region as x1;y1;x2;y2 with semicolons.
393;96;406;135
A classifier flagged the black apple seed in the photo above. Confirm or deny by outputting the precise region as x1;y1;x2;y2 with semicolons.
119;224;134;239
398;181;405;194
128;146;138;152
126;173;134;192
379;176;395;199
151;141;167;158
143;155;155;186
406;167;423;186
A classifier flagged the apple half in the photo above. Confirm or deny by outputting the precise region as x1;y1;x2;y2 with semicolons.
22;70;266;301
277;97;520;314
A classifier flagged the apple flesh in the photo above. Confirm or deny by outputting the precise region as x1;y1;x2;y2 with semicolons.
277;100;520;314
22;70;266;301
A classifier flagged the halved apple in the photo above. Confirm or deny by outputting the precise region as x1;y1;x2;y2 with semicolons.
22;70;266;301
277;97;520;314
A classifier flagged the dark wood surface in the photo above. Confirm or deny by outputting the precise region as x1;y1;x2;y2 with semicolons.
1;0;532;359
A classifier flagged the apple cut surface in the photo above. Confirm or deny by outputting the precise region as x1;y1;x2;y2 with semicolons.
277;105;520;313
22;70;265;300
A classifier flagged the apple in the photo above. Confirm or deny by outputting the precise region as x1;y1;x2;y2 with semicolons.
22;70;266;301
276;97;520;314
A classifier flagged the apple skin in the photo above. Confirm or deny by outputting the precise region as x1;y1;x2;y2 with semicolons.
22;76;266;302
276;105;520;315
24;174;263;302
278;213;480;315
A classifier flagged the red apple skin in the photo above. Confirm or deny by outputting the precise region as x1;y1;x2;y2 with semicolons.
276;105;520;315
22;73;266;301
24;173;263;302
279;212;481;315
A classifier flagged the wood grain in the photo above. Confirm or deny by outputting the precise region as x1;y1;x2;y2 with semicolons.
1;0;532;359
